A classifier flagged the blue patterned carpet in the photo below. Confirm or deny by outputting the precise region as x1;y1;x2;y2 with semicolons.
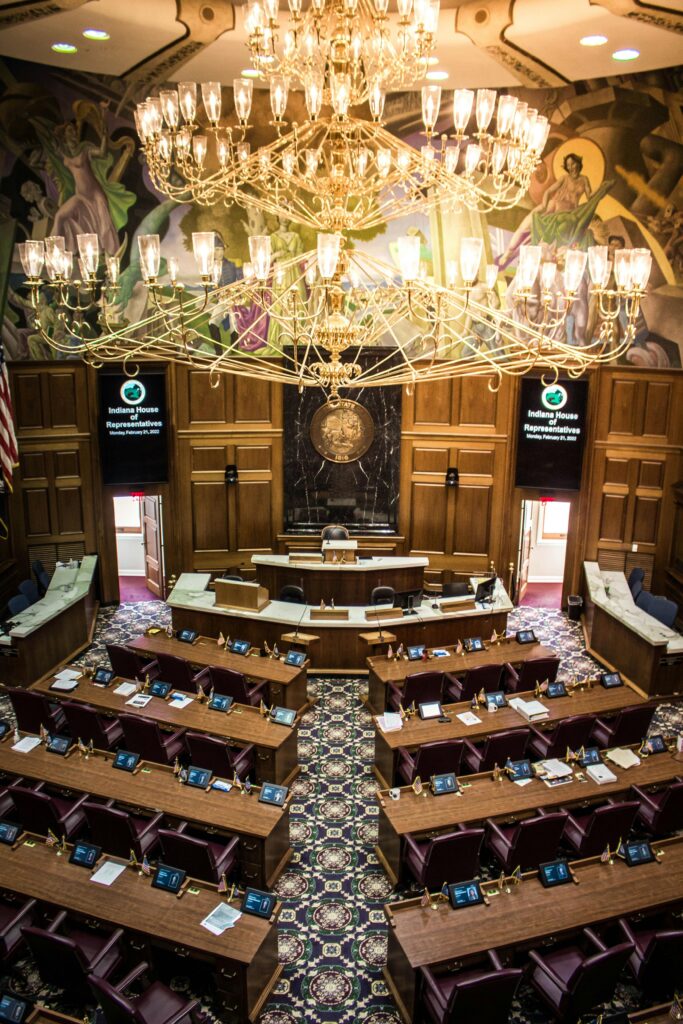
1;603;680;1023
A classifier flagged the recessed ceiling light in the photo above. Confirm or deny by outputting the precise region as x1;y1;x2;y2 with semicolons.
580;34;607;47
241;68;260;78
83;28;110;40
51;42;77;53
426;69;449;81
612;47;639;61
427;56;439;66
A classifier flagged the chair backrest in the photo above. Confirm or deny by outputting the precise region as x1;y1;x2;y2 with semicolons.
119;714;168;763
648;780;683;835
543;715;594;756
370;585;395;607
638;929;683;993
607;704;655;746
627;567;645;595
566;942;634;1016
18;580;40;606
459;663;504;701
106;643;145;680
22;926;89;988
83;802;136;858
414;740;464;778
7;594;29;616
506;812;568;870
61;702;109;748
580;801;640;853
402;671;443;707
321;524;350;541
89;974;141;1024
479;729;529;769
158;829;217;881
31;559;46;579
220;574;243;582
11;786;62;836
9;689;54;734
156;652;194;688
208;666;250;702
514;657;560;691
423;828;484;887
441;581;471;598
186;732;234;776
648;596;678;628
636;590;655;614
446;967;523;1024
280;585;306;604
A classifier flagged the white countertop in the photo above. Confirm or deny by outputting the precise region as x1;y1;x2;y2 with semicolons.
584;561;683;654
0;555;98;645
252;554;429;573
168;574;512;628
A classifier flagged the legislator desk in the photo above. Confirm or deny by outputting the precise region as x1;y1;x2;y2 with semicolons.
168;573;513;672
0;557;98;689
127;631;309;712
252;553;428;607
0;839;281;1021
31;672;299;786
0;738;292;889
383;835;683;1022
583;562;683;697
375;745;683;883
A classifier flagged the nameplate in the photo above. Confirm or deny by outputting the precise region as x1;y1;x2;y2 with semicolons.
364;607;405;621
439;600;477;612
288;554;323;564
310;607;350;620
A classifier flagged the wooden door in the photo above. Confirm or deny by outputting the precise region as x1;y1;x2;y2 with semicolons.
143;495;165;597
516;501;532;603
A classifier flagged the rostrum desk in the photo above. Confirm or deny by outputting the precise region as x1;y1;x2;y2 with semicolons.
0;840;281;1022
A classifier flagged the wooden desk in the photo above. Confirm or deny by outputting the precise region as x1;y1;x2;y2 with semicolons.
384;836;683;1022
372;679;647;788
0;840;280;1021
366;640;557;715
30;675;299;787
253;555;426;607
376;748;683;883
128;634;309;712
0;740;292;889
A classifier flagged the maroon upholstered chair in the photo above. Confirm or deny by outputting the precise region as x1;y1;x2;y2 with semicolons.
444;663;504;704
420;950;523;1024
589;704;656;748
106;643;160;682
0;896;35;962
61;702;123;751
528;714;594;760
561;800;639;857
617;916;683;997
485;811;568;872
403;828;484;889
155;652;210;694
388;671;443;713
631;780;683;836
397;740;464;786
89;962;200;1024
208;666;267;706
503;656;560;694
185;732;254;781
11;785;87;840
462;728;530;774
119;714;185;765
83;802;162;860
528;928;634;1022
157;827;239;884
22;910;124;998
8;689;66;735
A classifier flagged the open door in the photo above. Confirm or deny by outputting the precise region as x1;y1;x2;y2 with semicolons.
515;499;533;604
143;495;165;598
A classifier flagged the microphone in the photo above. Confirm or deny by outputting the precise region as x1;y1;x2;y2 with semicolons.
293;601;308;642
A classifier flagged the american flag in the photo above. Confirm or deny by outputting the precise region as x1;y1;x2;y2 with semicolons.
0;346;18;493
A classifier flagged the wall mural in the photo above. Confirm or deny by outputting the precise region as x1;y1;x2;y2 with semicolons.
0;57;681;368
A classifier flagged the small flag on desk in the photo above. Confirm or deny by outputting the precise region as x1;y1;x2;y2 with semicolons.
196;679;204;699
600;844;611;864
491;630;497;643
456;640;463;655
440;882;449;898
45;829;58;847
511;865;523;884
173;757;181;777
39;724;49;744
244;778;252;795
77;737;88;756
386;645;393;660
208;686;214;703
412;776;423;796
218;873;228;893
129;849;138;868
273;643;280;659
140;855;151;876
218;632;226;647
420;888;430;907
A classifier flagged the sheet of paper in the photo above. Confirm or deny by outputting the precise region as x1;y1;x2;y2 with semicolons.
376;713;403;733
54;667;82;680
201;903;242;935
456;711;481;726
541;758;573;778
211;780;233;792
126;694;153;708
50;678;79;692
11;736;42;753
432;649;450;657
114;682;137;697
169;693;194;709
513;778;534;787
606;747;641;770
90;860;127;886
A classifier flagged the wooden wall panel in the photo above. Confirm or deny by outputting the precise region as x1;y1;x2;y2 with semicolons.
409;482;449;554
453;485;491;556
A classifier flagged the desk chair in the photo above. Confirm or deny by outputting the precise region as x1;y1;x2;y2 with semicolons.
589;704;655;749
627;567;645;600
404;828;485;889
636;590;656;614
561;800;639;857
503;656;560;694
461;728;530;774
444;663;504;704
106;643;160;683
485;811;568;872
441;581;472;598
32;559;51;594
185;732;254;781
119;714;186;766
528;714;594;760
61;702;123;751
0;897;35;963
11;785;87;841
631;779;683;836
83;802;162;860
420;951;523;1024
648;595;678;628
208;665;267;706
155;652;210;694
370;585;395;607
157;827;239;884
18;580;40;606
321;525;350;541
617;916;683;997
22;911;124;999
89;963;200;1024
280;584;306;604
9;688;66;735
397;740;464;786
220;573;243;581
388;670;443;713
528;928;634;1022
7;595;29;617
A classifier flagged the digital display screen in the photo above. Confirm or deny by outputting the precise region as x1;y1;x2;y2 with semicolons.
431;772;459;795
69;841;101;868
149;681;171;698
46;735;71;755
241;887;276;918
407;645;425;661
486;691;507;707
623;840;654;867
284;650;305;667
0;721;9;740
209;694;233;712
259;783;288;806
0;822;20;846
152;864;186;893
0;994;27;1024
515;377;588;490
463;637;484;653
546;681;568;698
516;630;537;644
113;750;140;772
177;629;197;644
507;759;533;781
601;671;623;689
270;707;296;727
448;881;484;909
418;701;442;720
230;640;250;655
643;734;666;754
579;747;601;767
539;859;571;887
98;371;168;485
186;767;211;789
93;668;114;686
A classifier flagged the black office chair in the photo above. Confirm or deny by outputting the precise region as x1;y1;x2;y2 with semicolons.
280;585;306;604
370;586;395;607
221;574;243;582
7;595;29;617
32;559;51;594
321;525;350;541
18;579;40;606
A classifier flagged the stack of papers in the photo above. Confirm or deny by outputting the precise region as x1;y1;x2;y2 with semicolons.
126;694;153;709
201;903;242;935
50;668;81;691
113;681;138;697
586;763;618;785
456;711;481;726
169;693;194;709
508;698;549;722
376;713;403;733
540;759;574;779
90;860;127;886
11;736;42;753
606;748;641;770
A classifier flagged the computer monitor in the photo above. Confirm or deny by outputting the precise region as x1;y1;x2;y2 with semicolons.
474;576;496;603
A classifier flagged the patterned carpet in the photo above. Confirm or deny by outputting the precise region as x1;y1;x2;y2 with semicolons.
1;602;681;1023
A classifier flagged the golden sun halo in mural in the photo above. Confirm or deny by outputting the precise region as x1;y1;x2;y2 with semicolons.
551;137;607;197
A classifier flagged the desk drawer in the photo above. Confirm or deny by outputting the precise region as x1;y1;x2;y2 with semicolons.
239;837;263;865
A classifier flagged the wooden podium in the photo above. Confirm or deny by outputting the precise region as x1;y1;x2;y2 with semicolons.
322;539;357;564
215;578;270;611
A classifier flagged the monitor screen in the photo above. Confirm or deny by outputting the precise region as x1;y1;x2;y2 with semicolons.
0;822;20;846
270;707;296;727
177;629;197;644
241;887;276;918
463;637;484;653
69;841;101;868
284;650;305;667
538;859;571;888
0;722;9;740
418;701;442;720
186;766;211;789
209;694;233;712
515;377;589;490
643;734;666;754
507;759;533;781
474;578;496;604
546;681;568;699
486;691;506;708
93;667;114;686
516;629;537;645
579;747;601;767
0;994;27;1024
46;735;71;755
259;783;288;806
431;772;459;795
448;881;484;909
98;371;168;486
407;645;425;661
230;639;251;655
600;671;623;689
149;680;171;698
152;864;186;893
113;750;140;772
623;841;655;867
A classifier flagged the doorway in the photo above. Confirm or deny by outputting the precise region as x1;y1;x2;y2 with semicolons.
113;495;165;603
516;499;571;608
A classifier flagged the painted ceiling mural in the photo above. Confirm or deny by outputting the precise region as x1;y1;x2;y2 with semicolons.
0;57;681;368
